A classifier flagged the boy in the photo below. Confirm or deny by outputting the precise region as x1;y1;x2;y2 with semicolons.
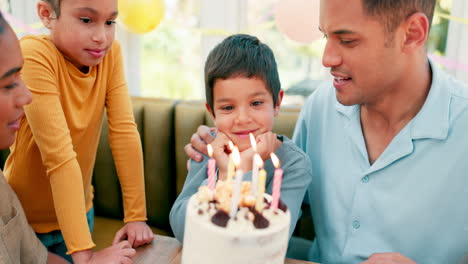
169;34;312;242
3;0;153;262
0;12;135;264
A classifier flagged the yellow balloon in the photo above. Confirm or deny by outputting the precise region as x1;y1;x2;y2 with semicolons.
118;0;165;34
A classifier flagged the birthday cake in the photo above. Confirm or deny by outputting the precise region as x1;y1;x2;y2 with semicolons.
181;180;291;264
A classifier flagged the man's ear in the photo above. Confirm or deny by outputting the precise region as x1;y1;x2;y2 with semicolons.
37;1;56;29
274;90;284;117
401;12;429;53
205;103;216;124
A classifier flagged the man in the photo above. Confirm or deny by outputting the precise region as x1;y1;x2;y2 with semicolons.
185;0;468;263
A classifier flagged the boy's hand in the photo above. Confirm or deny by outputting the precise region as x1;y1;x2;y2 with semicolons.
239;147;255;173
71;241;135;264
211;132;231;180
255;132;282;161
112;221;154;248
184;125;217;163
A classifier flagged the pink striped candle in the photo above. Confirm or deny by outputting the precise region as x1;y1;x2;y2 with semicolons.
207;144;216;190
270;153;283;210
230;147;242;218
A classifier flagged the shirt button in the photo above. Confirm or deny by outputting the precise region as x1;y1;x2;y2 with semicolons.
353;221;360;229
362;176;369;183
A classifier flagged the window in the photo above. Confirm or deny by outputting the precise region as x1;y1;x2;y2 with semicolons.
140;0;202;99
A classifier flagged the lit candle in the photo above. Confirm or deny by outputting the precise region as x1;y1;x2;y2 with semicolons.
230;146;243;218
226;141;235;180
252;155;262;195
270;153;283;210
207;144;216;191
249;133;260;195
255;167;266;212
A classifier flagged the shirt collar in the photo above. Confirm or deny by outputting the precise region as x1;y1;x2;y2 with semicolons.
410;59;450;140
335;58;450;141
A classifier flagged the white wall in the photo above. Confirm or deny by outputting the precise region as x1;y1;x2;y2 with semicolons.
116;29;141;96
9;0;36;25
199;0;247;94
445;0;468;83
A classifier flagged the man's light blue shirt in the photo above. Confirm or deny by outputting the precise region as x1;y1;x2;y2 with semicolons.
293;61;468;264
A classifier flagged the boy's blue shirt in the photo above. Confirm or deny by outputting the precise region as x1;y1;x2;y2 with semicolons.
169;135;312;242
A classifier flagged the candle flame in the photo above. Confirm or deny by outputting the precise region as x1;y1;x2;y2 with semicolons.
270;153;280;168
207;144;213;157
249;133;257;152
255;154;263;168
228;141;234;151
232;146;240;167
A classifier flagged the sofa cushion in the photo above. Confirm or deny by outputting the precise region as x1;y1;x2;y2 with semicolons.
93;97;177;234
140;98;177;230
174;101;208;194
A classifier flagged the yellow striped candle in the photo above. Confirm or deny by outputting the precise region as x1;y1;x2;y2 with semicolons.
255;168;266;212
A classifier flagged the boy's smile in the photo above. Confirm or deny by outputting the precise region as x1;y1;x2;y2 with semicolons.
208;77;281;152
232;129;258;139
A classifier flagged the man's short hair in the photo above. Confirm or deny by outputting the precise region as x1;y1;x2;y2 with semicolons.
204;34;281;114
44;0;61;17
362;0;436;34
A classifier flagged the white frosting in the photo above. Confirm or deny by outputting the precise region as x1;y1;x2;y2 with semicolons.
182;194;291;264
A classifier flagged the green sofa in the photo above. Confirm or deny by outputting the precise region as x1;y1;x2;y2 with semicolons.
0;97;313;249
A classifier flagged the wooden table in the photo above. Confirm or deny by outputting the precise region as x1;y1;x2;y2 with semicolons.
133;234;317;264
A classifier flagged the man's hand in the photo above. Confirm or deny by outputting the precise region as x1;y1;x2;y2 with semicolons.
361;253;417;264
184;125;216;163
112;221;154;248
71;241;136;264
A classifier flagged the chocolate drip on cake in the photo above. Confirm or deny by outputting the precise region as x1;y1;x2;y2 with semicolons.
278;200;288;212
265;199;288;213
211;210;230;227
253;211;269;229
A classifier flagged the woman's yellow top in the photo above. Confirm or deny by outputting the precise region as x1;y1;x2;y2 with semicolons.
4;35;147;254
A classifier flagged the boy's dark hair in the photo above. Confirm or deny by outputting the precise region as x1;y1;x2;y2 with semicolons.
44;0;61;17
204;34;281;114
362;0;436;35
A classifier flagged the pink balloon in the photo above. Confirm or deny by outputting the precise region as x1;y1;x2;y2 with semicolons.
274;0;322;44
